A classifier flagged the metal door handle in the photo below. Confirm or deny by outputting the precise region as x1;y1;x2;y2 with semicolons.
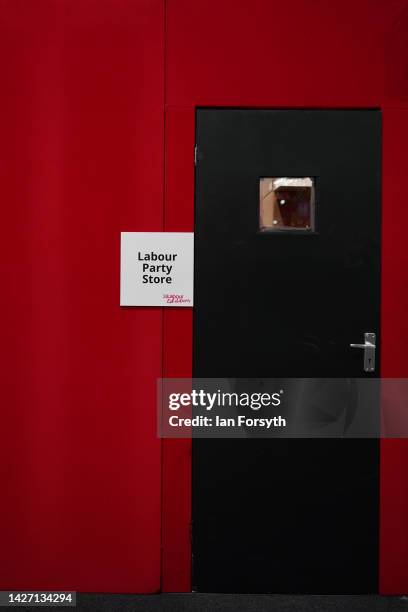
350;332;376;372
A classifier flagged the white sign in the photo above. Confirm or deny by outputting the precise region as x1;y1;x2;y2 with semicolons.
120;232;194;307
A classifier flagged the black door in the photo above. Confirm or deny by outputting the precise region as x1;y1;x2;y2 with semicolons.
193;109;381;593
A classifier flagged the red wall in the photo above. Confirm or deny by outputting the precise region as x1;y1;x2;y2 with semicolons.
0;0;164;592
0;0;407;595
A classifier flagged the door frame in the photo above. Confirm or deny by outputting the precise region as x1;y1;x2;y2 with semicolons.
160;105;408;595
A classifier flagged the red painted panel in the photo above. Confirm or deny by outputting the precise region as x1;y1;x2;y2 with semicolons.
380;109;408;594
167;0;388;108
0;0;164;592
384;4;408;106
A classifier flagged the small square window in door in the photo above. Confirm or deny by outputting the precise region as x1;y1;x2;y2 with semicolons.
259;177;315;232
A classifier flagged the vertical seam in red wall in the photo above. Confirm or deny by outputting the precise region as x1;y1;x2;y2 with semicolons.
160;0;167;592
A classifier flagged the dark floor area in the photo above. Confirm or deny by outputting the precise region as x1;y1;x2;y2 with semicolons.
22;594;408;612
